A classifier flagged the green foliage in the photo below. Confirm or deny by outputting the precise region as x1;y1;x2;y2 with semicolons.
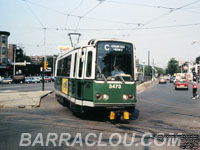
144;66;152;76
196;56;200;64
47;56;53;67
155;67;165;75
143;66;165;76
16;48;31;62
166;58;180;75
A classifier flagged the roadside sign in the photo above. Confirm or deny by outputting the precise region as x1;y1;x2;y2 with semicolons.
58;46;70;54
45;67;52;72
40;67;43;72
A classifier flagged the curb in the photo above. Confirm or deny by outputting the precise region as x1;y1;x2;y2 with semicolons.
37;91;54;107
0;91;53;108
137;80;157;93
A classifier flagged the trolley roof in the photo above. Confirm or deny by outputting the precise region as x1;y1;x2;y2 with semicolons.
57;38;134;60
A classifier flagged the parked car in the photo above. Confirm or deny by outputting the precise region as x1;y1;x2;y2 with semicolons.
12;75;25;84
25;77;32;84
44;76;51;82
2;77;13;84
175;80;188;90
51;76;55;82
159;77;167;84
0;76;3;83
31;77;41;83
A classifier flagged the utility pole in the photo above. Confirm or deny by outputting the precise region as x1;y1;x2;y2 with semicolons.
148;51;150;75
13;46;16;76
142;60;146;82
152;59;154;81
53;56;55;77
42;57;48;91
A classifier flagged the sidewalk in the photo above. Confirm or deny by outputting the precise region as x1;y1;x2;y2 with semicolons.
0;80;156;108
0;91;52;108
137;79;157;92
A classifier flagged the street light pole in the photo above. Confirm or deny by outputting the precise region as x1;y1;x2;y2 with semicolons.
53;55;55;77
13;46;16;76
143;60;146;82
152;59;154;81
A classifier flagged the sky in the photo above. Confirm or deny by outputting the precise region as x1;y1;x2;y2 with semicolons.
1;0;200;68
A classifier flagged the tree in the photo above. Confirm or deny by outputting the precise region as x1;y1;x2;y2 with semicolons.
166;58;180;75
16;48;31;62
196;56;200;64
47;56;53;67
39;56;53;67
155;67;165;76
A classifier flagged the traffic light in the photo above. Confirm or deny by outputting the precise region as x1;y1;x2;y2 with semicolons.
44;61;48;70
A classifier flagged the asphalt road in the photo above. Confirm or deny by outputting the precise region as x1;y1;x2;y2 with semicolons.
0;82;54;92
0;81;200;150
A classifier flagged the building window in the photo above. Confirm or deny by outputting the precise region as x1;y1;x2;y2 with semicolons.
2;47;6;55
2;36;6;44
2;58;6;64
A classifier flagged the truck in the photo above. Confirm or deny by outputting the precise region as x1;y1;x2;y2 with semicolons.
12;75;25;84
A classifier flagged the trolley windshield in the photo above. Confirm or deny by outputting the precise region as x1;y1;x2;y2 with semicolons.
96;41;134;82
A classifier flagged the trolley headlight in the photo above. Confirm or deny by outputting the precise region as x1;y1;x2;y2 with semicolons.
122;94;128;100
102;94;109;101
129;94;134;100
96;93;102;100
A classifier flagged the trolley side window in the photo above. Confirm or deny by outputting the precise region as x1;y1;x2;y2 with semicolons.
57;59;63;76
78;57;83;77
62;55;71;77
73;53;77;77
86;51;93;77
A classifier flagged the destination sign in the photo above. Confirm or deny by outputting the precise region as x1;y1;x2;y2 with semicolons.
104;44;125;51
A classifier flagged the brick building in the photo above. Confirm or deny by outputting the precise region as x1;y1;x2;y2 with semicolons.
0;31;10;76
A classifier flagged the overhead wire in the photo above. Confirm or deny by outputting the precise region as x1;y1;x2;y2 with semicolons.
22;0;47;46
65;0;84;28
143;0;200;26
28;22;200;32
104;0;176;10
19;0;142;26
74;0;104;32
22;0;45;29
123;0;200;37
18;0;200;49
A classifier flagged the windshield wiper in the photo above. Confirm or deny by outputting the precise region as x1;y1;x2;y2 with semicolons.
118;75;125;84
96;63;107;83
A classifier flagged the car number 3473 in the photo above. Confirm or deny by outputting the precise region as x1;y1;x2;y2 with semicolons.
109;84;121;89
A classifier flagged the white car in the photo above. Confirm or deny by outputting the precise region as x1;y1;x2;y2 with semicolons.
31;77;41;83
25;77;32;84
2;78;12;84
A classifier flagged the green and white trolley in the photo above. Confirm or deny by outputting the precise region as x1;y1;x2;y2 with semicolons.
55;39;137;121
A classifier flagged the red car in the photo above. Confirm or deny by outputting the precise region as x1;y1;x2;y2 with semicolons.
44;76;51;82
175;80;188;90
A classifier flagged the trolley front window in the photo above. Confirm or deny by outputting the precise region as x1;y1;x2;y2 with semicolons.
96;41;134;81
